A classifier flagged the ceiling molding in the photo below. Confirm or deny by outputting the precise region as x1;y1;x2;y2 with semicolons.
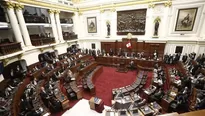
14;0;76;12
78;0;166;12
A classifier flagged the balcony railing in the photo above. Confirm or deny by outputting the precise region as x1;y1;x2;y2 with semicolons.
0;42;22;55
63;32;78;40
30;34;55;46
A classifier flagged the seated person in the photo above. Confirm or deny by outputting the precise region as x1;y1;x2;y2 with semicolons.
195;93;205;110
20;96;33;112
150;88;164;102
40;87;51;107
129;60;135;70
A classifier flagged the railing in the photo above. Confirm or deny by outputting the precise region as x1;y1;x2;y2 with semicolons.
0;42;22;55
30;35;55;46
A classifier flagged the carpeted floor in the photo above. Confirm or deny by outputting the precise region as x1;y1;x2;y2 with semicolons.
53;66;150;116
94;66;137;106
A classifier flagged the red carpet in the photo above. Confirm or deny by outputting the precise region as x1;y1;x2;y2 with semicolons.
94;66;137;106
53;66;139;115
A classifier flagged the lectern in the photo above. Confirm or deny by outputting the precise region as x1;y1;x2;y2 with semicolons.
89;97;104;113
116;60;128;73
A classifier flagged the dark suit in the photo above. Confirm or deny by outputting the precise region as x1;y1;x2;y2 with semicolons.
182;55;188;63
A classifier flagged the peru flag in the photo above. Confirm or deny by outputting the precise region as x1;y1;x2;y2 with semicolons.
126;40;131;49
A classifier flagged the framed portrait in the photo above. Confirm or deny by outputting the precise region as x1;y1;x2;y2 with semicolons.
87;17;97;33
175;8;198;31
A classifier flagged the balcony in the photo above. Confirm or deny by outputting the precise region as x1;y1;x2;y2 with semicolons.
0;42;22;56
30;34;55;46
63;32;78;41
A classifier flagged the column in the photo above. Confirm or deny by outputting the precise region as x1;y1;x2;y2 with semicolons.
145;5;154;38
48;9;59;43
73;12;79;36
55;10;64;42
4;1;25;47
15;3;32;47
162;1;172;38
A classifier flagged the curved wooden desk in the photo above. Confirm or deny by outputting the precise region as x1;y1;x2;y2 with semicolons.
96;56;162;68
11;78;30;116
86;66;103;95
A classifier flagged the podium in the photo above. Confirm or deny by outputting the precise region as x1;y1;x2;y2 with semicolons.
89;97;104;113
116;61;128;73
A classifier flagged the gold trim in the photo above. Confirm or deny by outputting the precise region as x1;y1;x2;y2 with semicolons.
2;59;9;66
15;3;24;10
148;2;155;8
79;0;163;12
52;46;55;50
17;53;23;59
100;9;105;13
48;9;55;14
39;48;44;53
77;8;82;16
164;0;172;7
106;20;110;25
17;0;76;11
54;10;60;14
1;1;15;9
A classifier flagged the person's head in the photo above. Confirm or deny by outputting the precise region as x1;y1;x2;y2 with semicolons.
41;87;45;91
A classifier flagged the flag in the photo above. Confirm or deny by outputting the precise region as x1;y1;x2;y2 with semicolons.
126;40;131;49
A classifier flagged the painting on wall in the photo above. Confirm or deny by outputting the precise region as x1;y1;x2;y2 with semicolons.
117;9;147;35
87;17;97;33
175;8;198;31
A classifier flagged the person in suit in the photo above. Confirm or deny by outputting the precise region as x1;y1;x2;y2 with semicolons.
109;48;113;56
85;49;88;54
153;50;158;60
182;53;188;63
150;88;164;102
117;48;122;57
40;87;50;107
169;54;173;64
97;49;101;56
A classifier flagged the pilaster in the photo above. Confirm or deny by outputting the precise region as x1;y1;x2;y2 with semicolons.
48;9;59;43
54;10;64;42
15;3;32;47
2;1;25;47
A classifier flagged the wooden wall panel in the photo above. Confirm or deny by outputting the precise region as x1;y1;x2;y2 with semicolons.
101;39;166;59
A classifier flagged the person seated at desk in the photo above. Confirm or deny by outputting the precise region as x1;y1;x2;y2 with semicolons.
131;52;135;58
40;87;51;107
48;96;62;113
24;107;43;116
150;88;164;103
195;93;205;110
109;48;114;56
129;60;135;70
20;96;33;112
117;48;122;57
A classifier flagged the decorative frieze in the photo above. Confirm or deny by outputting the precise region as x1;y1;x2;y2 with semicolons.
15;3;24;11
164;0;172;7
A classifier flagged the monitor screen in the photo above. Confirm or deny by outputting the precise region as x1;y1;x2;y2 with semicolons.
120;111;126;115
133;109;138;114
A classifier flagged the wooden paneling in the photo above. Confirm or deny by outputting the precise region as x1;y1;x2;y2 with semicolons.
101;39;166;59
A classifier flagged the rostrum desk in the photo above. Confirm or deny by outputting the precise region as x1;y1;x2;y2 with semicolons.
96;56;162;68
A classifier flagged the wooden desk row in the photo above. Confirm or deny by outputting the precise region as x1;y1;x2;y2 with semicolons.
53;81;69;110
96;56;162;68
106;102;162;116
32;80;50;115
112;70;148;98
86;66;103;95
69;81;82;99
